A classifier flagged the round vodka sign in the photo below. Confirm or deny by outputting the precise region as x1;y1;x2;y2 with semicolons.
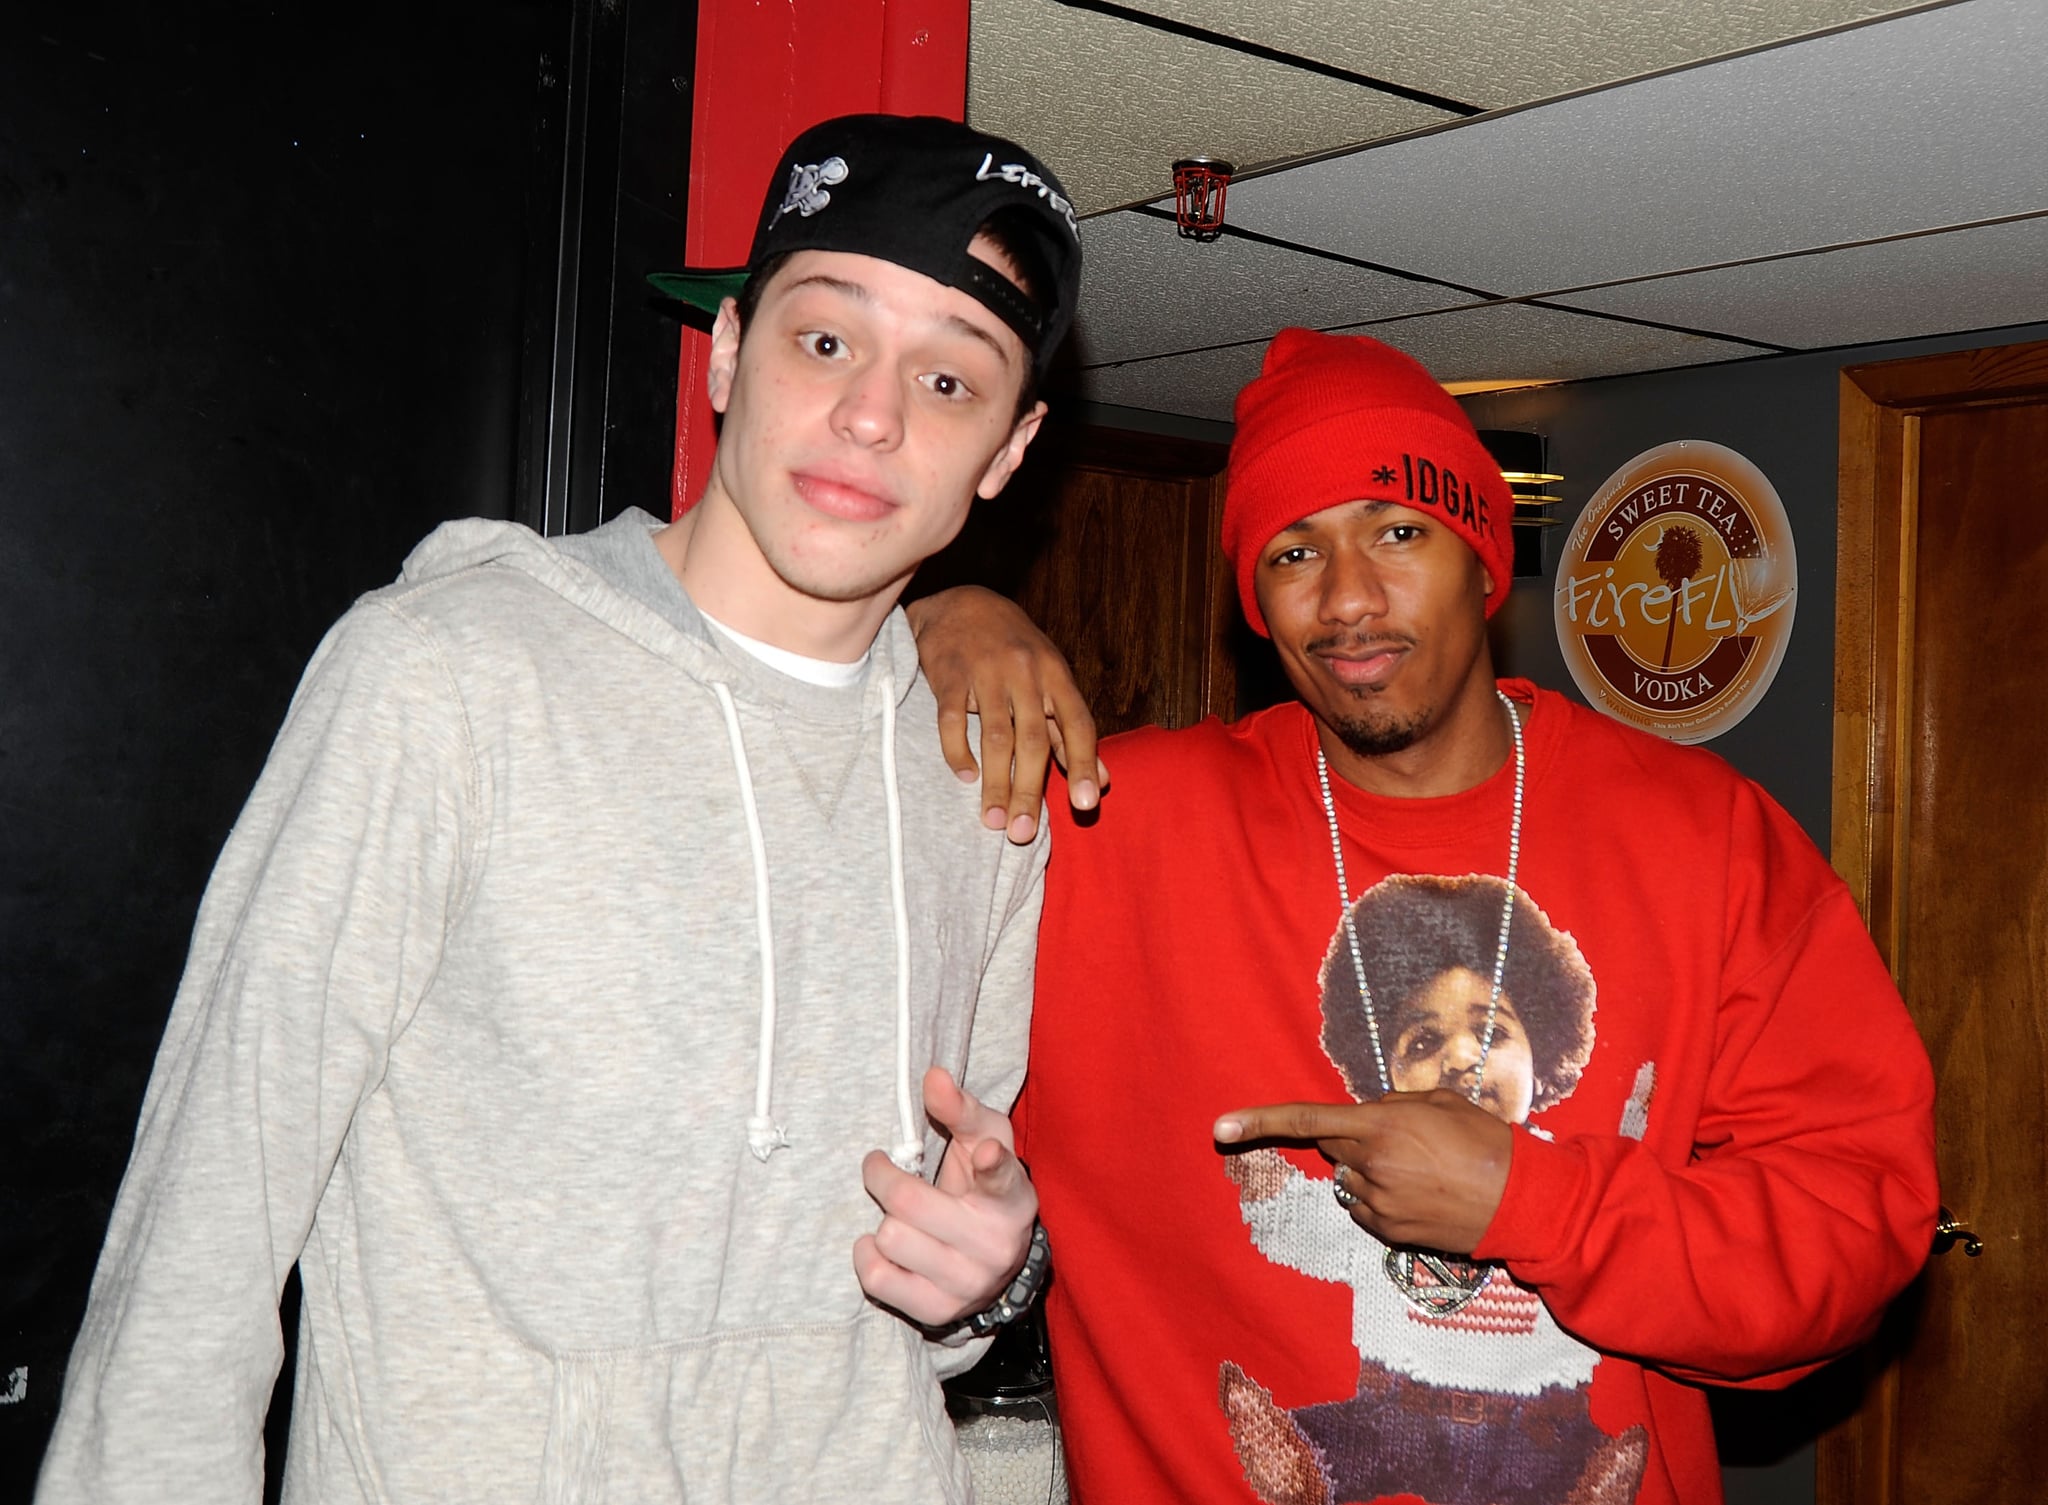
1554;441;1797;744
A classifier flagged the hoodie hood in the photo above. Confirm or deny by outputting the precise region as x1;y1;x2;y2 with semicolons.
402;510;926;716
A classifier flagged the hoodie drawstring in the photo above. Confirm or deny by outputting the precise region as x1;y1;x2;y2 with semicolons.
877;691;925;1174
712;682;791;1161
710;681;924;1174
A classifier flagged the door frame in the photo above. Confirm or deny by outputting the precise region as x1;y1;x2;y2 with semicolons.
1817;335;2048;1505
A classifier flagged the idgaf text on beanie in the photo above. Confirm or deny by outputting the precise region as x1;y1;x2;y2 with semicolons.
1221;328;1515;635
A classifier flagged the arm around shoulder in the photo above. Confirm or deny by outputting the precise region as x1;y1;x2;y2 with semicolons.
904;585;1102;840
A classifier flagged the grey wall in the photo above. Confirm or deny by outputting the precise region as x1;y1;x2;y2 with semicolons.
1466;318;2048;852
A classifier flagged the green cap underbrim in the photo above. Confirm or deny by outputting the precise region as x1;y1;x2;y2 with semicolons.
646;268;750;313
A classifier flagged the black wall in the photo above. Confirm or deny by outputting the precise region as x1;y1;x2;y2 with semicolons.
0;1;690;1491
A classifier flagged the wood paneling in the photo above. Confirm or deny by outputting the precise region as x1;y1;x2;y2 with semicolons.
1820;337;2048;1505
916;423;1242;734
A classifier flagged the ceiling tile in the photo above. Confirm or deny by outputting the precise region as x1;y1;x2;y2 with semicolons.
1068;209;1469;366
1063;303;1764;421
968;0;1452;211
1548;215;2048;347
1349;303;1766;387
1224;0;2048;292
1064;339;1269;421
1128;0;1920;109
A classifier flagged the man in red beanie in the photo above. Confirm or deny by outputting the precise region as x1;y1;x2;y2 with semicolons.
905;328;1937;1505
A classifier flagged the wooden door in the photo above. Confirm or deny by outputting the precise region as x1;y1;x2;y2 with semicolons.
1819;338;2048;1503
916;421;1247;735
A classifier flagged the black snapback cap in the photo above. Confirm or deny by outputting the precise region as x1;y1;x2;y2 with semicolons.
649;113;1082;378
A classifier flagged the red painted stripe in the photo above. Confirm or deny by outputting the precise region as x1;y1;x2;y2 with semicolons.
670;0;969;519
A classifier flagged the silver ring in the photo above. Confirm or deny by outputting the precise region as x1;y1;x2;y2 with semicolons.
1331;1166;1361;1210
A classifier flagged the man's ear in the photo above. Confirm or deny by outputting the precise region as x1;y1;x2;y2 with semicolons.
706;298;742;414
1460;534;1496;604
976;399;1049;501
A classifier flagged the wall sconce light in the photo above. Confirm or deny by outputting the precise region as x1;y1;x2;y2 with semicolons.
1172;158;1234;241
1478;429;1565;579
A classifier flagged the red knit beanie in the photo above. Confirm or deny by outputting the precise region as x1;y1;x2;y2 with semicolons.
1222;328;1514;635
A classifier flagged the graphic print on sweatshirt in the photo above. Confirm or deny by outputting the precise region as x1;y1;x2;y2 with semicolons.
1218;873;1651;1505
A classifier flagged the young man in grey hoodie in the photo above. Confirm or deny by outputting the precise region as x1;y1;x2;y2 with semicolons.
37;113;1080;1505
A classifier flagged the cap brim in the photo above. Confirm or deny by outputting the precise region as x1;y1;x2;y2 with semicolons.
646;268;749;313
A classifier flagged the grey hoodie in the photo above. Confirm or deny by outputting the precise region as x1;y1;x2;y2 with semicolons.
37;511;1048;1504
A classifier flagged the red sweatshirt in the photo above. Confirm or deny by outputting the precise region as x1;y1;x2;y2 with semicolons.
1014;684;1936;1505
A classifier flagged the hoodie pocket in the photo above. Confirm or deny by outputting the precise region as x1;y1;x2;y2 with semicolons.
537;1310;970;1505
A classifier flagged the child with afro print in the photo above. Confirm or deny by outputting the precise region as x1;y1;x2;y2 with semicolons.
1221;874;1648;1505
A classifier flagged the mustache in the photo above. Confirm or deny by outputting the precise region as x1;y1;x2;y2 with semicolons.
1305;630;1418;656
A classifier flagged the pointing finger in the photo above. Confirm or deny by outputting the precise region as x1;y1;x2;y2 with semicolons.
962;1134;1026;1200
920;1066;1009;1147
1213;1101;1377;1146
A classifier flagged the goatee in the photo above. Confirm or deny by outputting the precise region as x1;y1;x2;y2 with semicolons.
1329;704;1431;758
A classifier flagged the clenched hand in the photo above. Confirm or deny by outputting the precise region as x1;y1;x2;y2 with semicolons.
854;1066;1039;1326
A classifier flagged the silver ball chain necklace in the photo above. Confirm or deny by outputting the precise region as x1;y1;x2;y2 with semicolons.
1316;688;1527;1314
1317;687;1526;1102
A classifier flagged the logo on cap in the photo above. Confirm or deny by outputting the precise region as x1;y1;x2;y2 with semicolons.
773;156;850;226
1390;452;1494;541
972;152;1079;237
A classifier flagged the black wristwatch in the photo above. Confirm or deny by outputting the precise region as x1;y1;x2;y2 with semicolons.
963;1219;1052;1335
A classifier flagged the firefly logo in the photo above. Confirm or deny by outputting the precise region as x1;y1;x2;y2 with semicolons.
1553;443;1797;744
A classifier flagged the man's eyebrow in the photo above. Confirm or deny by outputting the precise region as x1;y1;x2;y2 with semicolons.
779;272;1014;369
779;272;871;306
944;311;1014;368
